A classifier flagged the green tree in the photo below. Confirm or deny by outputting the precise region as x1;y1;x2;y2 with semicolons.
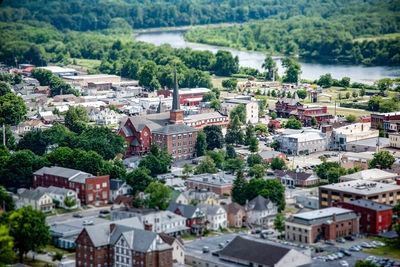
195;130;207;157
296;90;307;99
269;112;277;120
262;56;277;81
270;140;280;150
202;91;217;102
360;87;366;96
231;170;248;205
249;137;259;152
0;206;50;263
138;61;157;88
230;104;246;123
144;182;171;210
327;166;347;183
0;186;15;211
310;117;318;126
255;124;267;134
285;116;302;129
271;157;286;170
352;91;358;98
203;125;224;151
340;77;351;88
126;167;154;195
214;50;238;76
317;73;333;88
225;115;243;146
282;57;301;84
194;156;217;174
222;78;238;90
207;150;225;169
17;130;49;156
243;179;286;211
225;157;245;174
244;125;255;146
247;154;263;167
346;92;350;98
376;78;393;94
0;225;15;264
226;145;237;159
182;163;193;178
354;260;378;267
139;144;172;176
0;150;47;190
248;164;265;178
0;82;11;96
274;213;286;234
369;150;395;169
0;93;27;125
209;99;221;111
63;195;76;208
64;106;89;134
346;114;357;123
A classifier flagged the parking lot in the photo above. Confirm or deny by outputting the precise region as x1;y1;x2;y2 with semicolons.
287;151;341;169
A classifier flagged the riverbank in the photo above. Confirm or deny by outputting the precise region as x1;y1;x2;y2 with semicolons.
132;22;242;34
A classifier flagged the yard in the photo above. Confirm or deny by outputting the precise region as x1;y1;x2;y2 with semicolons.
364;237;400;259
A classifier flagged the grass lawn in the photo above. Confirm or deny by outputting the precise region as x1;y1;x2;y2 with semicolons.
364;244;400;259
71;58;101;69
284;207;298;214
44;244;75;257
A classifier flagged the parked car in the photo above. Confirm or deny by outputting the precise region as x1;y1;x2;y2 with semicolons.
325;240;335;245
373;241;385;246
326;255;335;261
340;249;352;256
339;260;349;267
361;242;373;248
251;229;261;234
262;230;274;235
344;235;355;241
336;237;346;243
99;214;107;218
73;213;83;218
349;246;360;252
83;220;94;225
366;256;376;262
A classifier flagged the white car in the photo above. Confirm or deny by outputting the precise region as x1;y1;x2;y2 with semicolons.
83;220;94;225
339;260;349;267
366;256;376;261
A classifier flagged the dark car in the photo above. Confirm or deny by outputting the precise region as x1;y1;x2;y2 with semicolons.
251;229;261;234
344;235;355;241
73;213;83;218
325;240;335;245
99;209;110;214
339;249;352;256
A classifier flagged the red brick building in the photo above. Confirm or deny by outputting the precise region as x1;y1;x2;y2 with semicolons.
157;88;210;106
371;112;400;129
275;92;303;117
334;199;393;235
33;166;109;205
297;106;332;125
152;124;197;160
285;207;359;244
167;202;205;236
186;172;235;195
75;220;173;267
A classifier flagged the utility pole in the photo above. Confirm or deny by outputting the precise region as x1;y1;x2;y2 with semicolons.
2;124;5;148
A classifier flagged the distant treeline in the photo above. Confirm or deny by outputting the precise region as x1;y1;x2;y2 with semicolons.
0;0;389;31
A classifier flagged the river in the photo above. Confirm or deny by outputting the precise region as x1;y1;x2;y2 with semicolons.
135;31;400;84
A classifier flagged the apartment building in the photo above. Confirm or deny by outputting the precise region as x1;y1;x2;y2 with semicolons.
221;98;259;124
319;180;400;208
285;207;359;243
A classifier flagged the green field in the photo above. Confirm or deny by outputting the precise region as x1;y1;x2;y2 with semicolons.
354;33;400;42
72;58;101;69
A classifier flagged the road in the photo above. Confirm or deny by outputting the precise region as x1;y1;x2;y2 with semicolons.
46;206;110;224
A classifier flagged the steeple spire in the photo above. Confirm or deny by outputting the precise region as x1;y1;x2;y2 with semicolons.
172;66;180;111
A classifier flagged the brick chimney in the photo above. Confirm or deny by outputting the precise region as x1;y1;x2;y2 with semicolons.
110;223;116;233
396;178;400;186
144;223;153;232
332;213;336;222
97;172;100;177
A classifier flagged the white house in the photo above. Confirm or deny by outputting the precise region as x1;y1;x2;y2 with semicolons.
109;179;132;201
197;203;227;231
93;109;118;125
35;186;80;210
17;189;54;213
159;233;185;264
221;97;259;124
245;195;278;227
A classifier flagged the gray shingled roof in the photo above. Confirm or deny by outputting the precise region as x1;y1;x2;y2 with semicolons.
197;203;225;216
35;186;72;195
167;202;198;218
34;166;93;183
152;124;197;135
20;189;49;201
258;150;284;159
248;195;271;211
344;199;393;211
219;236;291;266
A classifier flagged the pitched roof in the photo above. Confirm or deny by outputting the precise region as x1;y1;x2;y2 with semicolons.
20;189;49;201
247;195;272;211
35;186;72;195
159;232;184;246
152;124;197;135
222;202;244;214
167;202;198;218
258;150;284;159
110;179;125;191
340;169;397;181
344;199;393;211
219;236;291;266
197;203;225;216
33;166;93;183
274;170;315;181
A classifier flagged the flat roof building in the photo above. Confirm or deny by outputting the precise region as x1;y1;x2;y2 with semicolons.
319;179;400;208
339;168;398;183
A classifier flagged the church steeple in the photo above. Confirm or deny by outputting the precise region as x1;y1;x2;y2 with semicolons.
172;66;180;111
170;66;183;124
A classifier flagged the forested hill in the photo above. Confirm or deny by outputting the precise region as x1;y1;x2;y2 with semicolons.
0;0;395;31
184;0;400;66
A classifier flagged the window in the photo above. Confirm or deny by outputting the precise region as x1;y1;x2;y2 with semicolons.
178;150;181;154
88;194;93;201
96;184;100;189
88;184;93;190
102;191;107;199
172;135;176;140
184;134;187;139
189;133;192;138
178;135;182;140
102;182;107;188
184;141;187;146
178;142;181;146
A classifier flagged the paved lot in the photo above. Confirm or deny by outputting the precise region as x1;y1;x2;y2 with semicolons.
46;206;110;225
287;151;341;168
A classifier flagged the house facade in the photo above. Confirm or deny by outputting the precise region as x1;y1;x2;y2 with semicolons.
197;204;227;231
35;186;80;209
17;189;54;213
274;170;320;187
221;98;259;124
167;202;205;236
33;166;110;205
245;195;278;226
222;202;246;228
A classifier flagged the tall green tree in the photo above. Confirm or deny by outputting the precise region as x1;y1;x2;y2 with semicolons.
195;130;207;157
126;167;154;195
369;150;395;169
282;57;301;84
64;106;89;134
214;50;239;76
222;78;238;90
0;93;27;126
274;213;286;234
225;115;243;146
230;104;246;124
194;156;217;174
376;78;393;94
285;116;302;129
203;125;224;151
144;182;170;210
249;137;259;153
0;224;15;264
248;164;265;178
271;157;286;170
0;206;50;263
262;56;277;81
226;145;237;159
139;144;172;176
231;170;247;205
138;61;158;88
0;82;11;96
243;179;286;211
244;125;255;146
0;186;15;211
